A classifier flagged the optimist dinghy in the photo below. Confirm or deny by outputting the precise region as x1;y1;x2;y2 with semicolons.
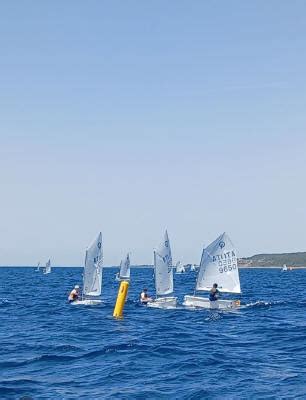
183;232;241;310
175;261;186;274
43;259;51;274
72;232;103;305
115;253;131;282
148;230;177;309
282;264;288;272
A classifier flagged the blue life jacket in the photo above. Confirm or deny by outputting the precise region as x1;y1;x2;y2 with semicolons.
209;289;219;301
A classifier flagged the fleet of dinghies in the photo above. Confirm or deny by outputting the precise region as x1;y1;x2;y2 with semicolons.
40;230;242;310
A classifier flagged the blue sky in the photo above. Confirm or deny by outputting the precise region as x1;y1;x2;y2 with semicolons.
1;1;306;265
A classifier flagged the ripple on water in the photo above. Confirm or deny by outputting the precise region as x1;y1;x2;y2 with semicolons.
0;267;305;399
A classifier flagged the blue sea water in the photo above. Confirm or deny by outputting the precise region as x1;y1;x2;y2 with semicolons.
0;267;305;399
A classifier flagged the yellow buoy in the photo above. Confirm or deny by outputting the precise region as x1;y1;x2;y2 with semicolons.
113;280;129;318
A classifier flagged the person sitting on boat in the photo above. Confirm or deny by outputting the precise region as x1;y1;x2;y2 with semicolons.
140;288;153;304
209;283;220;302
68;285;80;303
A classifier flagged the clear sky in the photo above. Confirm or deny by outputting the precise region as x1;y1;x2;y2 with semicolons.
1;1;306;266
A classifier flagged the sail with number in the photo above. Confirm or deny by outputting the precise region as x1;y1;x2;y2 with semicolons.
154;230;173;296
83;232;103;297
196;232;241;294
119;253;130;280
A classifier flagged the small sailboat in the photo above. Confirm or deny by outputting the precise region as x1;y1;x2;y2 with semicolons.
183;232;241;309
148;230;177;309
190;264;196;272
115;253;131;282
43;259;51;274
282;264;288;272
175;261;186;274
72;232;103;305
35;262;40;272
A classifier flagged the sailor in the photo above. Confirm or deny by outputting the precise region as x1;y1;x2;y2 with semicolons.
68;285;80;303
140;288;153;304
209;283;220;302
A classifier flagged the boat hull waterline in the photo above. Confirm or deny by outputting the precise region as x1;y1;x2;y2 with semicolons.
183;295;240;310
71;299;102;306
147;296;177;309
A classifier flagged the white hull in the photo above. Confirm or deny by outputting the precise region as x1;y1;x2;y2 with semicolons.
183;295;240;310
71;299;102;306
147;296;177;309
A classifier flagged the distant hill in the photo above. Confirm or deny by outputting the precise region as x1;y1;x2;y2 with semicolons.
239;252;306;267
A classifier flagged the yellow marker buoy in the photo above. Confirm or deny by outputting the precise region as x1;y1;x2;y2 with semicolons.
113;280;129;318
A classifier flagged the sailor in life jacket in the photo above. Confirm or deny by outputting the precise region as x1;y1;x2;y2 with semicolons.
68;285;80;303
140;288;153;304
209;283;220;302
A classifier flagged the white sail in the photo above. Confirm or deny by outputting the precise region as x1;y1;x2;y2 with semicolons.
196;232;241;294
154;230;173;296
44;259;51;274
35;262;40;271
119;253;131;280
176;261;185;273
83;232;103;297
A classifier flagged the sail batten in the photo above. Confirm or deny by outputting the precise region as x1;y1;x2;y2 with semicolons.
83;232;103;297
154;230;174;296
196;232;241;294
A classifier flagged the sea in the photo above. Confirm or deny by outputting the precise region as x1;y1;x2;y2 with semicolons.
0;267;305;399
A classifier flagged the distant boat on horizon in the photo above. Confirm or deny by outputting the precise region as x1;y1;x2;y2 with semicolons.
175;261;186;274
43;259;51;274
115;253;131;282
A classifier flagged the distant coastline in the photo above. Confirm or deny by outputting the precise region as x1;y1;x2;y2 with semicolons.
238;251;306;268
1;260;306;269
1;252;306;269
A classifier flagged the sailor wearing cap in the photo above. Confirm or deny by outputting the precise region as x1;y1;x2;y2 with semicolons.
68;285;80;303
140;288;153;304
